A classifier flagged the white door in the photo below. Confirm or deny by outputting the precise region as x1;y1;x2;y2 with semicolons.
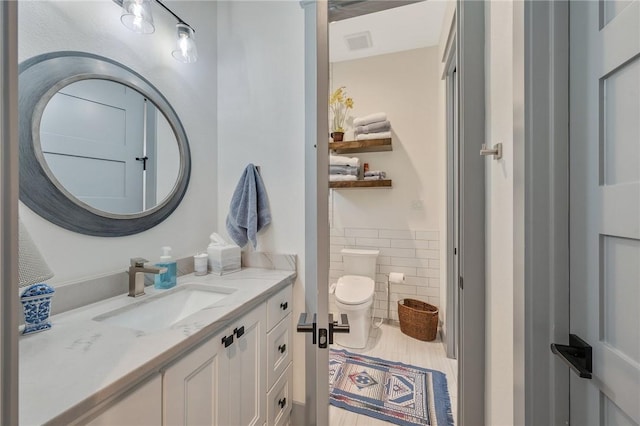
570;1;640;424
40;79;145;214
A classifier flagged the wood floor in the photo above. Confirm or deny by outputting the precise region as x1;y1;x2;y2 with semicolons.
329;323;458;425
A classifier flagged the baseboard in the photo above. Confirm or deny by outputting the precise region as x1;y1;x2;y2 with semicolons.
290;401;305;426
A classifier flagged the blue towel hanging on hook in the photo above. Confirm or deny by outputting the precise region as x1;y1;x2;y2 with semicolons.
225;164;271;248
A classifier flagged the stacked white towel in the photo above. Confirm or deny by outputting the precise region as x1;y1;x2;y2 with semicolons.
329;154;360;182
353;112;392;140
330;175;358;182
329;154;360;167
363;170;387;181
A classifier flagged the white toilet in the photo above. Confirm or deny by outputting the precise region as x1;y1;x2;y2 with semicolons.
333;248;379;349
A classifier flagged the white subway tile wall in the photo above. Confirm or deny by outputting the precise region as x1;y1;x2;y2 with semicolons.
329;227;440;321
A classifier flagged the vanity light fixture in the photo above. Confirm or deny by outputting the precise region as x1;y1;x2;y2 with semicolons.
115;0;198;63
120;0;155;34
172;23;198;63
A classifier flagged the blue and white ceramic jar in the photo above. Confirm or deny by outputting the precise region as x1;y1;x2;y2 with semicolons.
20;283;55;335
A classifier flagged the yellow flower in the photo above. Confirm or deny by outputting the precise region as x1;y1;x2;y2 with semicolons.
329;86;354;132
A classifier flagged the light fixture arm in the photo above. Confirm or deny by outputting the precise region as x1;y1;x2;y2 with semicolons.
153;0;195;32
113;0;195;32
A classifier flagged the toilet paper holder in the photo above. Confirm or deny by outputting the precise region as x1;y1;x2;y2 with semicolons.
386;272;406;324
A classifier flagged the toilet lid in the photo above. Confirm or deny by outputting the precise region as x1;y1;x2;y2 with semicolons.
335;275;375;305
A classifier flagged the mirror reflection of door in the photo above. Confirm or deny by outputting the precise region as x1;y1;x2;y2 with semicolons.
39;79;179;215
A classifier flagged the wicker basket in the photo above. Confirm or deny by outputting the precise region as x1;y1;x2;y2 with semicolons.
398;299;439;341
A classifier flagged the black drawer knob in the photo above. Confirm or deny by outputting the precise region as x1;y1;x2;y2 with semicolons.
221;335;234;348
234;326;245;338
278;344;287;354
278;397;287;409
280;302;288;310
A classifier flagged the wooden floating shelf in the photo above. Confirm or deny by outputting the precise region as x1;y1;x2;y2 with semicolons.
329;138;392;154
329;179;392;189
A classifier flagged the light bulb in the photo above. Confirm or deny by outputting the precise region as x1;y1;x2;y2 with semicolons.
121;0;155;34
172;23;198;63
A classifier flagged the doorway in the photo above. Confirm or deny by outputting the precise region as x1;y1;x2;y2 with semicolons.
326;1;458;424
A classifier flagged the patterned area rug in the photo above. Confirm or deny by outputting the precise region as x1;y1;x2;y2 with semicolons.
329;349;454;425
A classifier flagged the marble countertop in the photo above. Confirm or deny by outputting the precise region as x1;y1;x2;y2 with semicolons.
19;267;296;425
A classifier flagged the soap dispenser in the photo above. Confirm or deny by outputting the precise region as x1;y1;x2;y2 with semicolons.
154;246;177;289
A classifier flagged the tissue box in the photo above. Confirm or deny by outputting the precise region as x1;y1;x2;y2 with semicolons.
207;244;241;275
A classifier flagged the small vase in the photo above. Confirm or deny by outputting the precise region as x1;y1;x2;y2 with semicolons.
331;131;344;142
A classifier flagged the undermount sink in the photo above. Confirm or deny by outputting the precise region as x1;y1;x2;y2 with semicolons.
93;284;236;332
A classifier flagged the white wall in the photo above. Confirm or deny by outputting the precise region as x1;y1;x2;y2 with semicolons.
18;0;217;284
330;47;443;232
215;0;306;405
329;47;446;320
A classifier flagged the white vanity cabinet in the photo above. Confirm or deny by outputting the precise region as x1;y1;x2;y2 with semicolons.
83;375;162;426
163;303;267;426
265;285;293;426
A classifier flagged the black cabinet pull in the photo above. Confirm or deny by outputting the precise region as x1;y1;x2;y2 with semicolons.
278;397;287;409
280;301;288;310
221;335;234;348
234;326;245;338
278;344;286;354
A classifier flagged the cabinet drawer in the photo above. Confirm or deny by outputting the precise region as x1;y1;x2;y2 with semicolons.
267;365;292;426
267;285;292;331
267;312;292;390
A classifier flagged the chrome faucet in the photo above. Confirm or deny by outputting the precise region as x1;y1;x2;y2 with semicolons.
128;258;167;298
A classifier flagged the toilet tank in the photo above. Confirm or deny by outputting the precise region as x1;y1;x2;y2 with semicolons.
341;249;379;280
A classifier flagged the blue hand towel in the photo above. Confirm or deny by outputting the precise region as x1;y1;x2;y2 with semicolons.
225;164;271;248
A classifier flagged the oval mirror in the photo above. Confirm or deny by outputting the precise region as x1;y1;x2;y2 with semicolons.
19;52;191;236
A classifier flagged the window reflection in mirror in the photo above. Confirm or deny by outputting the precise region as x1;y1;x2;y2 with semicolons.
39;79;180;215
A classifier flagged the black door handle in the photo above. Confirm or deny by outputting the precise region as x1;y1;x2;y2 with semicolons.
296;313;317;344
329;313;350;344
551;334;592;379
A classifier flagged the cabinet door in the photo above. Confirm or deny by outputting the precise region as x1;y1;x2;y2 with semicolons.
163;331;228;426
85;375;162;426
226;303;267;426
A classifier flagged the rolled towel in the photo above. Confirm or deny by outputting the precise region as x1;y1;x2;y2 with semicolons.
330;174;358;182
329;154;360;167
355;131;392;141
354;120;391;135
330;165;359;176
353;112;387;127
364;170;386;178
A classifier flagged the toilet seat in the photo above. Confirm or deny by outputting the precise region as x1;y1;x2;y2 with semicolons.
335;275;375;305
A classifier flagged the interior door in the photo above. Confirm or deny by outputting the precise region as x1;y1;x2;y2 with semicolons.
569;1;640;424
302;0;330;424
40;79;145;214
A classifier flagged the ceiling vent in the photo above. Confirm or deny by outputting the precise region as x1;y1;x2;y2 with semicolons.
344;31;373;51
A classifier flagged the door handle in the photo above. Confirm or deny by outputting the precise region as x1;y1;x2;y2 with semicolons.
296;313;317;344
329;313;350;344
550;334;592;379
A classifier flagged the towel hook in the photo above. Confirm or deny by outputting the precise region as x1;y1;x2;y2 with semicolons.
480;143;503;160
